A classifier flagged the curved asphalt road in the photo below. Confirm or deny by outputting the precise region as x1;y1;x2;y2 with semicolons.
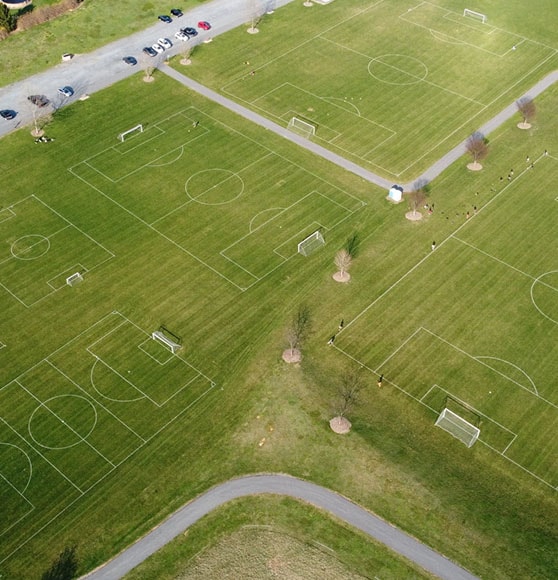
2;3;556;578
81;474;479;580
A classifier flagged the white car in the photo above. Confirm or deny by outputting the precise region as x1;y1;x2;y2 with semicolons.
158;37;172;49
152;43;165;54
174;31;188;41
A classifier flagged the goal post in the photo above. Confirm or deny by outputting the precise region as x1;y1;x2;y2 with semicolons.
152;330;182;354
298;230;325;257
66;272;83;286
435;408;480;447
118;124;144;142
288;117;316;138
463;9;486;23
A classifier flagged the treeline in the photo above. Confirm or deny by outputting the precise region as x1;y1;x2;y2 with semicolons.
0;0;84;38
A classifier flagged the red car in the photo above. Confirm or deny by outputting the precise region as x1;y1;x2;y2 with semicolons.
197;21;211;30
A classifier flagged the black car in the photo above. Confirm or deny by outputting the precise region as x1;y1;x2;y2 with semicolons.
143;46;158;57
28;95;50;107
170;8;183;17
158;14;172;23
181;26;198;38
123;56;138;66
0;109;17;120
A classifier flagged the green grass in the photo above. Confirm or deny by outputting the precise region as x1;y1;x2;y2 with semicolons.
0;0;211;85
0;1;557;578
175;0;558;180
124;496;433;579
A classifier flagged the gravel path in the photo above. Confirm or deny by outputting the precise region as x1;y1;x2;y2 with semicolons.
81;474;479;580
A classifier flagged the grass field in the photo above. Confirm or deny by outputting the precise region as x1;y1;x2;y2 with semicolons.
180;0;558;180
0;1;557;578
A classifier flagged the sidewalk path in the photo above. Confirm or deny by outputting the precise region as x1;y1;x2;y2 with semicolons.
162;65;558;191
81;474;479;580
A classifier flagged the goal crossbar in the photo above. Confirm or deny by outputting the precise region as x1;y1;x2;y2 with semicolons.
463;9;486;23
118;124;144;142
435;408;480;447
298;230;325;257
288;117;316;138
66;272;83;286
152;331;181;353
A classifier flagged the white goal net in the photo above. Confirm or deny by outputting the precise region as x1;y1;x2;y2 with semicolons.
288;117;316;138
152;331;181;353
463;9;486;23
118;124;144;142
66;272;83;286
435;408;480;447
298;231;325;256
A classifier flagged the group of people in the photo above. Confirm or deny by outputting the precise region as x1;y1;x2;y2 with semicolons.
34;135;54;144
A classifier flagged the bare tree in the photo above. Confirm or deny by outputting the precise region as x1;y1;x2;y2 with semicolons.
516;96;536;129
140;55;161;82
282;304;311;363
247;0;264;33
406;178;430;220
179;43;195;66
333;249;352;283
329;366;365;434
465;131;489;170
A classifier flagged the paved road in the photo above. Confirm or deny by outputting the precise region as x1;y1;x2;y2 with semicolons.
81;474;479;580
0;0;294;137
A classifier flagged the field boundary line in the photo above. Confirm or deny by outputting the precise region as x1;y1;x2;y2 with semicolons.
422;327;557;409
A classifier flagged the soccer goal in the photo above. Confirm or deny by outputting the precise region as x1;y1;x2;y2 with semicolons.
118;124;144;142
288;117;316;138
152;331;181;354
463;9;486;23
298;231;325;257
66;272;83;286
435;408;480;447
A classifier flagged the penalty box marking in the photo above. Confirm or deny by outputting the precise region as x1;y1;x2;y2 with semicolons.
220;190;359;280
86;312;206;407
81;110;210;184
0;195;114;308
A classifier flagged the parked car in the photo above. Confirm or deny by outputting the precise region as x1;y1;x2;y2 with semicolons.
58;86;74;98
158;14;172;23
197;21;211;30
170;8;183;17
158;37;172;49
174;30;188;41
0;109;17;120
181;27;198;38
123;56;138;66
152;43;165;54
143;46;158;57
28;95;50;107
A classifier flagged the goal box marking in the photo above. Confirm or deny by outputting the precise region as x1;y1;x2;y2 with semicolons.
463;9;486;23
435;407;480;447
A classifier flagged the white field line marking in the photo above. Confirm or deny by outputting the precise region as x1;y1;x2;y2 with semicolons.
19;371;115;468
331;346;556;490
475;356;539;396
422;327;558;410
49;358;147;444
4;385;84;494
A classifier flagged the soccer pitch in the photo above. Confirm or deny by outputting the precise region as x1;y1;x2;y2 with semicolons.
0;0;557;577
187;0;557;180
